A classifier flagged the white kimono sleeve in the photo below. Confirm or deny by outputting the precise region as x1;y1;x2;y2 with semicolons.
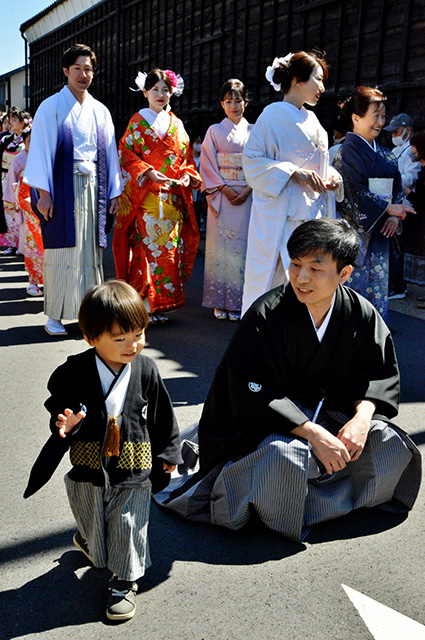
23;96;59;196
242;114;298;199
104;107;123;199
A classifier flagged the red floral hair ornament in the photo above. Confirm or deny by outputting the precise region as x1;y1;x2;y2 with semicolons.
165;69;184;97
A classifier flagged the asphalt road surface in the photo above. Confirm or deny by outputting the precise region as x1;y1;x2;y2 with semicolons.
1;246;424;640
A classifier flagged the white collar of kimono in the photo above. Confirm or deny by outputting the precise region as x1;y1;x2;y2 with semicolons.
280;100;310;118
139;107;170;138
352;132;377;152
307;294;336;342
95;355;131;425
63;86;98;166
222;116;246;128
63;85;96;113
282;100;304;111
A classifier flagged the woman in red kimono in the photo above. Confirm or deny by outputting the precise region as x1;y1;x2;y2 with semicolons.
16;130;44;295
113;68;200;322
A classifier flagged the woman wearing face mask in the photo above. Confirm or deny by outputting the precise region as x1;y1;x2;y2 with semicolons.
333;87;415;319
113;69;201;323
241;51;341;314
200;79;253;321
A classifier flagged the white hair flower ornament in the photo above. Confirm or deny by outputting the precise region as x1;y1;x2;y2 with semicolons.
130;69;184;96
265;53;294;91
130;71;148;92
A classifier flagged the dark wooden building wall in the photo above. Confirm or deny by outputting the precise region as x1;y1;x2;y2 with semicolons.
27;0;425;139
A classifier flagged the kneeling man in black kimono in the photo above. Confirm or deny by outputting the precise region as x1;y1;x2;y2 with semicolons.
156;219;421;540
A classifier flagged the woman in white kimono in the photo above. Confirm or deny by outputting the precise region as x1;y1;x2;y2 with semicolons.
200;79;253;320
241;51;342;314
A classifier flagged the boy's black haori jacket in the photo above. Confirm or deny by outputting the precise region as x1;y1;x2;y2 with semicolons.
24;348;183;498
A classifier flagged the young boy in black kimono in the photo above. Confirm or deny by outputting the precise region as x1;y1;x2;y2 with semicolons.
25;280;182;621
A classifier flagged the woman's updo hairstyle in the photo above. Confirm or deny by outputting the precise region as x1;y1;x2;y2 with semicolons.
337;86;386;133
273;51;328;95
220;78;249;104
144;68;173;93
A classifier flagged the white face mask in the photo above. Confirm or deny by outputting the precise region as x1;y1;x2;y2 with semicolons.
392;131;407;146
192;143;202;153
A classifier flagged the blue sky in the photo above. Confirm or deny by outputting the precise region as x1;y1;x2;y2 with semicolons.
2;0;53;75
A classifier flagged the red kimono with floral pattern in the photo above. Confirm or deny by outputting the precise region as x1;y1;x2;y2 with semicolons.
113;111;200;313
17;178;44;285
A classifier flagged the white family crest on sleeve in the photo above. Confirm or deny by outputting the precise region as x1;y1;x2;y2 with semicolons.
141;405;148;419
248;382;262;392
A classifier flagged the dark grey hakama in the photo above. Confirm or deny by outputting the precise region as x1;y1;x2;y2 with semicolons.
154;284;421;541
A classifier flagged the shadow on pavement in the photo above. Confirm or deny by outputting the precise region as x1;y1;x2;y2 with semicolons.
1;551;108;639
0;528;76;565
0;322;83;346
410;431;425;447
0;286;31;302
146;502;304;573
0;256;25;270
0;299;44;317
305;507;408;544
389;309;425;403
0;274;28;284
0;504;305;637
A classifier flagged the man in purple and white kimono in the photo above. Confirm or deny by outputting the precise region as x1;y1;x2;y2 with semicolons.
24;44;122;336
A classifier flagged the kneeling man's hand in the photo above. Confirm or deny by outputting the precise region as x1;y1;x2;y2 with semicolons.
292;422;350;475
337;416;369;461
336;400;375;461
308;425;351;475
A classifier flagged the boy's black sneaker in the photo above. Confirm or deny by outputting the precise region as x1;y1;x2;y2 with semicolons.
73;531;94;564
107;576;137;621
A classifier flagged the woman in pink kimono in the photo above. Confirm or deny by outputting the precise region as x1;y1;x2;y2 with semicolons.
0;109;30;253
200;79;253;321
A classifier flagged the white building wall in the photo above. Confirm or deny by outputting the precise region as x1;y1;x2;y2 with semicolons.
23;0;104;44
10;70;27;110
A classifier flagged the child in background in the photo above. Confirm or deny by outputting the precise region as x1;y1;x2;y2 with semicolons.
24;280;182;621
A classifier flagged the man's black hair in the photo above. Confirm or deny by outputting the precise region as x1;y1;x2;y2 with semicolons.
287;219;359;272
62;44;97;70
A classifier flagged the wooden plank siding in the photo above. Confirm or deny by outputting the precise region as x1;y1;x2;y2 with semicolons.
27;0;425;139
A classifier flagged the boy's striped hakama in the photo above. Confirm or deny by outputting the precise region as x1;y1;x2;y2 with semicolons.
65;475;151;581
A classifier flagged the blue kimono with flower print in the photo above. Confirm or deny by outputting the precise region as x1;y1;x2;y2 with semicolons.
333;132;403;319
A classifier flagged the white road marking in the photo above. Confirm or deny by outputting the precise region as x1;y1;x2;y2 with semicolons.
342;584;425;639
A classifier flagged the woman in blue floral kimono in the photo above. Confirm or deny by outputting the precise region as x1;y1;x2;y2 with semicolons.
333;86;414;319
